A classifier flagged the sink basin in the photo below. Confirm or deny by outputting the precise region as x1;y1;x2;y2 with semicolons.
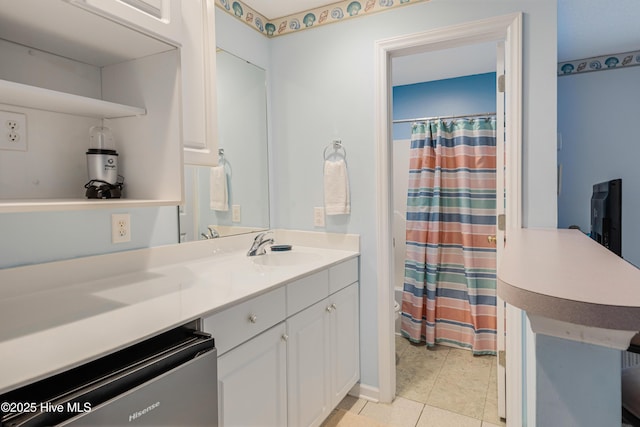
251;251;319;267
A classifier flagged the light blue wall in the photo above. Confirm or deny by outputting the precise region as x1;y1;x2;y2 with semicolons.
0;207;177;269
393;72;497;139
558;66;640;267
269;0;558;391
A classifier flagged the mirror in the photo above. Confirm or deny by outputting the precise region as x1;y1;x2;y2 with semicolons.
179;48;269;242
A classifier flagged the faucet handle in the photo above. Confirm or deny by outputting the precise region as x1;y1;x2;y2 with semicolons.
248;231;275;256
254;231;273;241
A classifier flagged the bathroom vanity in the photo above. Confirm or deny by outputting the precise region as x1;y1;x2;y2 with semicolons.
205;257;359;427
0;230;360;426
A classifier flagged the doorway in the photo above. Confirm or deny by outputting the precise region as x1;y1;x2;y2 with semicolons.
374;13;523;423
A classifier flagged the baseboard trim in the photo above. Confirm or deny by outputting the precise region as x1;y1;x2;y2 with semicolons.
349;383;380;402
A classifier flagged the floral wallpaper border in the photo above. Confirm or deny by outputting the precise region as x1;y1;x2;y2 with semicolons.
216;0;430;38
558;50;640;76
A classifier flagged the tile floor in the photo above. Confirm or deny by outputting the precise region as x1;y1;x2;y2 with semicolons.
322;336;506;427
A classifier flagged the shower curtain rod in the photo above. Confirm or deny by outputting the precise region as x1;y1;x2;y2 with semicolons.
392;112;496;124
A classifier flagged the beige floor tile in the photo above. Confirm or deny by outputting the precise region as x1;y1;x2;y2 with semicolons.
336;395;368;414
396;341;450;403
441;348;493;374
426;359;489;420
331;342;500;426
401;341;450;364
321;409;390;427
360;396;424;427
437;348;493;388
426;381;487;419
416;405;482;427
396;365;438;404
395;334;412;358
482;392;504;426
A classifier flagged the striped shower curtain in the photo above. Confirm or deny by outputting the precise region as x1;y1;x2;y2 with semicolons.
400;118;497;355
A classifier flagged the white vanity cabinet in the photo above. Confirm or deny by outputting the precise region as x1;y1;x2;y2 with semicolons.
286;295;332;427
67;0;182;45
202;287;286;356
328;283;360;406
287;261;360;427
201;257;360;427
203;287;287;427
217;323;288;427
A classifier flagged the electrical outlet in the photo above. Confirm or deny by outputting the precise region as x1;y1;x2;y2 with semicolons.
111;213;131;244
0;111;27;151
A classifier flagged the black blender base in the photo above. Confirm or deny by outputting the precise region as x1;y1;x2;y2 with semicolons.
85;180;123;199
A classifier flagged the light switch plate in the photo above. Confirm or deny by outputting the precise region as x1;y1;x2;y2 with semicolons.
232;205;241;223
314;207;325;227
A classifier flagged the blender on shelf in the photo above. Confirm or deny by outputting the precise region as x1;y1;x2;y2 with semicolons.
84;126;124;199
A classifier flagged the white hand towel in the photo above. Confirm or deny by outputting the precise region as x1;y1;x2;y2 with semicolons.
324;159;350;215
209;166;228;211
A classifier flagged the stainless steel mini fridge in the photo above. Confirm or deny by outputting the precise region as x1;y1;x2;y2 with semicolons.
1;325;217;426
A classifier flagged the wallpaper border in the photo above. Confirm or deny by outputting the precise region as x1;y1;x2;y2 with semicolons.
558;50;640;76
216;0;430;38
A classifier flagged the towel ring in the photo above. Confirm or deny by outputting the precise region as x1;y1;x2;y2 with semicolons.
323;140;346;160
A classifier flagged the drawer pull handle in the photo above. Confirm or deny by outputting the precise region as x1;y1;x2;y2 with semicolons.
330;303;337;310
282;334;289;342
249;314;258;323
326;305;333;313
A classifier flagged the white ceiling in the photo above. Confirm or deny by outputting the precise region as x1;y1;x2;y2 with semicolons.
391;42;497;86
243;0;640;85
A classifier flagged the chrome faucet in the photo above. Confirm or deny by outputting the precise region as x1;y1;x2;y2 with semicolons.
201;226;220;239
247;231;274;256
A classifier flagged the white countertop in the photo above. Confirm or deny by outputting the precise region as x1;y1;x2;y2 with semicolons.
0;230;359;394
497;228;640;348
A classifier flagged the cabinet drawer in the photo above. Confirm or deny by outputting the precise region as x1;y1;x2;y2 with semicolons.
329;258;359;294
286;270;329;316
203;287;285;356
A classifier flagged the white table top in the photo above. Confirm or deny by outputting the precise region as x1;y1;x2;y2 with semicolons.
497;228;640;334
0;239;358;394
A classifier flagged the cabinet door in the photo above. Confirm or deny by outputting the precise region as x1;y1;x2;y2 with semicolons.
217;323;287;427
329;282;360;407
181;0;218;166
67;0;182;44
287;299;332;427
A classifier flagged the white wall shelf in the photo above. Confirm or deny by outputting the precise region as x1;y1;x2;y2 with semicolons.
0;80;146;119
0;199;178;214
0;0;184;214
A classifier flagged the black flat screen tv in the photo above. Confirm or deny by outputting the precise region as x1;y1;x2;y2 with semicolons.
590;178;622;256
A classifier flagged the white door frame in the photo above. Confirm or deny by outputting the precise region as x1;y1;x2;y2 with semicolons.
373;12;523;422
